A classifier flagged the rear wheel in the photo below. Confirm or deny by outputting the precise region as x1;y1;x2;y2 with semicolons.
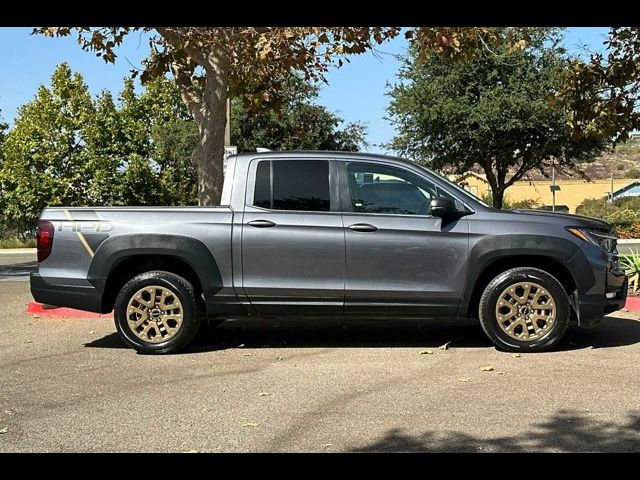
114;271;201;354
478;267;570;352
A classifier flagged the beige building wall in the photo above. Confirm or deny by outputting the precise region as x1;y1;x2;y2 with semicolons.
458;175;633;213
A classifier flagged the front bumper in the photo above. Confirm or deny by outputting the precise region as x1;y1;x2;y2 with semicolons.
30;273;104;313
576;268;628;328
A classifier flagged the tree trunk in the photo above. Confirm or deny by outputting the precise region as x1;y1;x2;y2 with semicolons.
492;188;505;209
191;49;230;206
192;112;226;206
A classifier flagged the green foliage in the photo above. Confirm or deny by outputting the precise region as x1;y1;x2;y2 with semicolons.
0;64;366;235
508;198;542;210
0;110;7;149
576;197;640;224
0;237;36;249
554;27;640;146
0;110;7;231
0;64;198;234
152;119;199;205
620;249;640;294
0;64;95;236
231;77;366;152
387;28;607;209
627;168;640;179
576;197;640;238
481;192;540;210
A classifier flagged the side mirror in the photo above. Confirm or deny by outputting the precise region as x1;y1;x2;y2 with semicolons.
430;197;459;219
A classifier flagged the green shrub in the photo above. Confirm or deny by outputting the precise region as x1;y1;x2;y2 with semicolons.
627;168;640;179
509;198;542;210
620;249;640;294
0;237;36;249
481;192;540;210
576;196;640;238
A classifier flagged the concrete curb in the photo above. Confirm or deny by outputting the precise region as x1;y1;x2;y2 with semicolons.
26;301;113;318
0;248;36;255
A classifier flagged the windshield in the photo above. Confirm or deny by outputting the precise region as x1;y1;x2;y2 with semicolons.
415;164;492;208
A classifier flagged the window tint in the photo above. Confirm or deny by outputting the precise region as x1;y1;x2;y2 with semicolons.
346;162;438;215
252;159;331;212
253;161;271;209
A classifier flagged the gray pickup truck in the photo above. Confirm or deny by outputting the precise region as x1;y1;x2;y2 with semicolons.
31;151;628;354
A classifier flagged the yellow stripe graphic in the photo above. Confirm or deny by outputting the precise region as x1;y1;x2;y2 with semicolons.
63;209;95;258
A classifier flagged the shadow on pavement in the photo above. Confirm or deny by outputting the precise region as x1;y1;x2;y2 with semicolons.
84;333;129;349
84;313;640;353
348;409;640;452
0;261;37;278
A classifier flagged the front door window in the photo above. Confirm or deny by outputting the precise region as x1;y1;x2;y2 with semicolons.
345;162;439;216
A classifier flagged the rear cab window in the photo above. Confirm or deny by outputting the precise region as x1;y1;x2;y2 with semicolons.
251;159;331;212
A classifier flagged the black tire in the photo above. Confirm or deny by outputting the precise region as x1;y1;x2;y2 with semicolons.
114;271;201;354
478;267;570;352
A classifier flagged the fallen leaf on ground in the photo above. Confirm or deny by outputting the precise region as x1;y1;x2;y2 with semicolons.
497;372;506;376
32;315;39;319
438;342;451;350
0;427;7;434
244;422;260;428
458;378;470;382
322;443;333;448
258;392;270;397
419;349;433;355
479;365;495;372
277;356;285;360
24;340;33;344
242;353;253;357
511;353;522;358
89;330;95;334
237;344;245;348
183;449;199;453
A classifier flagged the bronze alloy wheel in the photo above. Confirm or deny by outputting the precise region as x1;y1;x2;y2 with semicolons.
494;281;556;342
126;285;184;344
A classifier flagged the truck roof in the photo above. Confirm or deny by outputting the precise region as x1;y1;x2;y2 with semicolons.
232;150;419;168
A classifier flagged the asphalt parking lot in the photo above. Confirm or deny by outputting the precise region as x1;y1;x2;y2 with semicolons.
1;252;640;452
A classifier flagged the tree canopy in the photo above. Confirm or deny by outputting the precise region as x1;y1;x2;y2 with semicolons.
231;76;366;153
0;64;365;235
387;28;608;209
553;27;640;145
36;27;536;206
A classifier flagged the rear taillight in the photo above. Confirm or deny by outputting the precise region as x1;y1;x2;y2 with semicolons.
37;220;54;262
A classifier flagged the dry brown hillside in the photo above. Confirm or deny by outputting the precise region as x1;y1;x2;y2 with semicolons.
441;138;640;181
526;137;640;180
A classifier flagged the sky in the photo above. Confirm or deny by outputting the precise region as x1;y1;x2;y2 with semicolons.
0;27;611;154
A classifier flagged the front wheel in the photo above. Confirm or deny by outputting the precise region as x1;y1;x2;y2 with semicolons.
478;267;570;352
114;271;202;354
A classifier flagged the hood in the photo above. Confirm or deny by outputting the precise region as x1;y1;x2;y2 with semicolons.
507;209;611;230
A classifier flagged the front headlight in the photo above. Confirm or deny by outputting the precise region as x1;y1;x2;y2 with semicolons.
566;227;617;253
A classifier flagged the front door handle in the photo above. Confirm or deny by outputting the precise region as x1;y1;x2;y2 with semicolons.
348;223;378;232
247;219;276;228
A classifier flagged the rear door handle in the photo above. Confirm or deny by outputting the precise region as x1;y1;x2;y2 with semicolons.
247;219;276;228
348;223;378;232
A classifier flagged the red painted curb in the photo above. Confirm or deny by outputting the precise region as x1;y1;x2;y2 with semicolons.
626;296;640;311
27;301;113;318
25;297;640;318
